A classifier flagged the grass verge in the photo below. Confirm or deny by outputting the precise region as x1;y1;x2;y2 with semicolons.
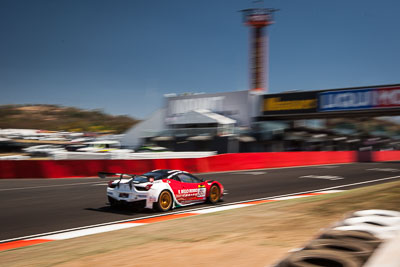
1;180;400;267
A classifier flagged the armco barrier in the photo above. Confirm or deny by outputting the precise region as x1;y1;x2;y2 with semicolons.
0;151;358;179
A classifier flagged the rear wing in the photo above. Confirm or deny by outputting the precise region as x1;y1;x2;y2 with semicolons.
98;172;136;179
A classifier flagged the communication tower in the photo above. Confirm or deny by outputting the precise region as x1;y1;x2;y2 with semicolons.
241;8;278;93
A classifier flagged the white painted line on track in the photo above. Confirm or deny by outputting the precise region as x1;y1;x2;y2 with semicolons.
30;223;145;240
0;206;233;243
302;175;400;192
0;189;341;244
211;175;400;208
271;195;313;201
300;175;344;180
367;168;400;172
0;181;107;192
0;190;341;251
195;163;352;175
2;175;400;245
317;190;344;194
193;204;254;214
231;171;266;175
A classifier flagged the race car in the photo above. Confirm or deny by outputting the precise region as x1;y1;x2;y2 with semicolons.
99;169;224;212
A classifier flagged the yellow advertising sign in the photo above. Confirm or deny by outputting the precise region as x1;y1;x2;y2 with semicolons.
263;97;317;111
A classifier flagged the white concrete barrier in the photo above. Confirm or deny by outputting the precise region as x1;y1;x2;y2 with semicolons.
51;151;216;160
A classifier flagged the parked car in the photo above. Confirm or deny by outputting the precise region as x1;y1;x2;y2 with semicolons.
77;140;121;152
136;146;169;153
22;145;65;157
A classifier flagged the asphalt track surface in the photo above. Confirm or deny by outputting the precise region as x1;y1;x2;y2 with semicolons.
1;161;400;241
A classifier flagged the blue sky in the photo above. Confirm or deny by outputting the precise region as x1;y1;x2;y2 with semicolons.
1;0;399;119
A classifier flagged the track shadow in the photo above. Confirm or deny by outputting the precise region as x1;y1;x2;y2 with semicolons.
85;199;226;216
85;205;153;216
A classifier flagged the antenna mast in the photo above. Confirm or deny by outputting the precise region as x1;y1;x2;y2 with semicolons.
241;7;278;93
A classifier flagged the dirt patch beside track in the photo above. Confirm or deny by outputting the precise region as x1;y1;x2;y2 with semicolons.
1;180;400;267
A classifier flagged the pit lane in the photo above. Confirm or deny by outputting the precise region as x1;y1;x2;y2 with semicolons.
1;162;400;241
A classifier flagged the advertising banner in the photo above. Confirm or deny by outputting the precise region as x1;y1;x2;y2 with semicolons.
319;89;373;111
258;85;400;118
262;91;318;115
374;87;400;107
319;86;400;112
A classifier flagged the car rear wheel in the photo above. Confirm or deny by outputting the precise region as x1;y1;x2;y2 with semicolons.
155;190;173;212
208;184;220;204
108;196;119;208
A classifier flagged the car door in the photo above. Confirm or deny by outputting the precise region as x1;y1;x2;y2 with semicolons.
165;175;185;203
176;173;206;204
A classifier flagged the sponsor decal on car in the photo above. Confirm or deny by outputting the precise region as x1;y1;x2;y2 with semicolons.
178;188;198;194
177;188;198;199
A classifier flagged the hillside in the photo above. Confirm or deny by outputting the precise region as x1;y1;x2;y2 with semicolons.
0;104;139;134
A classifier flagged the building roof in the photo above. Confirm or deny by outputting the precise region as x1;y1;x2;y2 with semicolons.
170;109;236;125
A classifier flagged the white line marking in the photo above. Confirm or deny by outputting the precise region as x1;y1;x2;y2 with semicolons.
367;168;400;172
0;182;106;192
215;176;400;207
232;171;266;175
309;176;400;191
300;175;344;180
195;163;352;175
91;183;108;186
317;190;344;194
30;223;145;240
193;204;254;214
2;175;399;244
271;195;313;201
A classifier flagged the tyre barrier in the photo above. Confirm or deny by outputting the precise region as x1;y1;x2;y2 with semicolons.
333;225;399;241
342;216;400;228
319;230;381;249
304;238;373;263
273;209;400;267
278;249;361;267
351;210;400;218
334;214;400;241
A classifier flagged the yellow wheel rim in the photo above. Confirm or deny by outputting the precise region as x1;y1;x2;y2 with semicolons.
160;191;172;210
210;186;220;202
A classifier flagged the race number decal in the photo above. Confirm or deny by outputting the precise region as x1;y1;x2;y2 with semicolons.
197;185;206;198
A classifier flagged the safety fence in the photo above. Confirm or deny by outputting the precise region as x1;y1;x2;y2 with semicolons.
0;150;398;179
0;151;362;178
372;150;400;162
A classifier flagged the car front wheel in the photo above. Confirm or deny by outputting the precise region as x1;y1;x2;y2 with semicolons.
208;184;220;204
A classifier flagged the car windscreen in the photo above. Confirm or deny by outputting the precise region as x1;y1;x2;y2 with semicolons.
132;176;150;183
142;171;165;180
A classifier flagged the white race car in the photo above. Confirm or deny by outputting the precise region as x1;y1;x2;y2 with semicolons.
99;169;225;212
